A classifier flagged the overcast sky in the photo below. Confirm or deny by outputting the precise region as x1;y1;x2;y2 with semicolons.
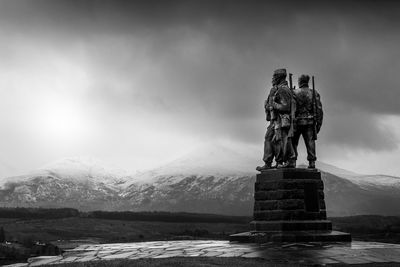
0;0;400;176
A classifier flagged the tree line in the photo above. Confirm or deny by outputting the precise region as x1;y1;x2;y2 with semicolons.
0;207;251;223
0;207;79;219
87;210;250;223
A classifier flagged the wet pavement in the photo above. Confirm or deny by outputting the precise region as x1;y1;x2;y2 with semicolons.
5;240;400;266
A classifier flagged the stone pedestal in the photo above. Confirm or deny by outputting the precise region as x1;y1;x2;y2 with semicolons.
230;168;351;243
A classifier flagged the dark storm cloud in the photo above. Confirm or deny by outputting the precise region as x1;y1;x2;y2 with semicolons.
1;0;400;151
321;105;398;151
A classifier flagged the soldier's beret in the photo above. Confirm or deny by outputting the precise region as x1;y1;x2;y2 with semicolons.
273;68;287;76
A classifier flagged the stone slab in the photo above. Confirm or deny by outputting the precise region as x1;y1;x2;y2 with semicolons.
256;168;321;182
230;230;352;243
253;209;327;220
254;189;305;200
6;240;400;266
250;220;332;231
254;199;305;210
255;179;324;190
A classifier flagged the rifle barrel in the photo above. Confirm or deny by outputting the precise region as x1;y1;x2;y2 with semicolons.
311;76;317;141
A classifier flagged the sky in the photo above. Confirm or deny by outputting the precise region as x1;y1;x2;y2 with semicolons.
0;0;400;176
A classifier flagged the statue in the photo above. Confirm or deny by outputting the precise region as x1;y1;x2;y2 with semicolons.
257;68;296;171
234;77;350;244
292;75;323;168
256;75;279;171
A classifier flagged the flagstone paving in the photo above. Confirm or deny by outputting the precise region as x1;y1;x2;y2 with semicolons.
5;240;400;266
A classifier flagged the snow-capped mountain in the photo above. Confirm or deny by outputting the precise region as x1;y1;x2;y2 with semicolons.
1;143;400;216
315;162;360;178
37;157;128;188
0;157;127;210
124;142;258;185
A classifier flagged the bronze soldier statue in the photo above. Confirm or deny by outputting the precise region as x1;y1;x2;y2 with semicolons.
257;68;296;171
272;69;296;168
256;73;279;171
292;75;323;168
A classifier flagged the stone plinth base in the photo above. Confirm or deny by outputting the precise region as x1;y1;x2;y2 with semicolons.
251;220;332;231
230;230;352;243
230;168;351;243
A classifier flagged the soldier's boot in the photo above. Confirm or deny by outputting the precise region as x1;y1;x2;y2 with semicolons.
256;163;273;171
283;160;296;168
276;162;285;169
308;161;316;169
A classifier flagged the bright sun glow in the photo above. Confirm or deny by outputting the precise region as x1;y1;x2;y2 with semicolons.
35;98;87;142
17;52;92;145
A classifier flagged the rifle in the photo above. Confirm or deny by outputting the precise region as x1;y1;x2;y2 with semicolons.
311;76;318;141
288;73;295;137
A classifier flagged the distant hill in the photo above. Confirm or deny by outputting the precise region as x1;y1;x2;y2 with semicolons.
0;143;399;216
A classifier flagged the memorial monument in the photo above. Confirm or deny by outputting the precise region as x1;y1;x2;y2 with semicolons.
231;69;351;243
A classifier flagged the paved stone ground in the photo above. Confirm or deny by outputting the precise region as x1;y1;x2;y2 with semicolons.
6;240;400;266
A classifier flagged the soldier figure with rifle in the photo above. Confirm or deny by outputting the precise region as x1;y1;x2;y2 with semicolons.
256;70;280;171
292;74;323;169
257;68;296;171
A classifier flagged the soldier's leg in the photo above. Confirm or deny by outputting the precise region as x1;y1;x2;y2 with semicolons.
291;127;301;161
286;134;296;167
274;128;284;165
275;141;283;165
262;124;275;166
280;128;296;168
303;125;317;164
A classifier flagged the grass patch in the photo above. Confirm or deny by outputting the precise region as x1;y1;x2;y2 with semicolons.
0;217;248;245
331;215;400;244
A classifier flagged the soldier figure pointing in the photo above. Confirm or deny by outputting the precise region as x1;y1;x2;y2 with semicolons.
292;74;323;168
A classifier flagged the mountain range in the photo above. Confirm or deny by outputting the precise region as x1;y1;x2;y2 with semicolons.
0;143;399;216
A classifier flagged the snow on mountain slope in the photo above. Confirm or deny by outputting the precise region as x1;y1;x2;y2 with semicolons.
118;143;258;215
124;142;259;186
38;157;128;187
315;162;400;189
0;157;128;211
126;142;363;186
315;162;360;178
344;174;400;188
1;142;400;215
320;171;400;216
120;143;400;216
0;157;127;186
